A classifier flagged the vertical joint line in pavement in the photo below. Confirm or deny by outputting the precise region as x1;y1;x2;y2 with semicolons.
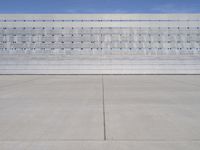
102;75;106;140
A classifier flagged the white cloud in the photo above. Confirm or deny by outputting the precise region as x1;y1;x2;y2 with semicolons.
151;3;199;13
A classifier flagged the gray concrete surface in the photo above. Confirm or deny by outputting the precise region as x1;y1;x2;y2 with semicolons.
0;75;200;149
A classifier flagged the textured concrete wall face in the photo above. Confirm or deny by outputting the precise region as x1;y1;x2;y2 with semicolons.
0;14;200;74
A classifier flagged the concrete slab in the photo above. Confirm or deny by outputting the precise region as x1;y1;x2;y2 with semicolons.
0;75;104;140
0;75;41;89
104;75;200;140
0;142;31;150
103;75;200;105
0;107;103;140
105;105;200;140
0;75;102;106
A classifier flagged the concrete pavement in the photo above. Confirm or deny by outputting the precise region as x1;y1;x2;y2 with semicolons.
0;75;200;149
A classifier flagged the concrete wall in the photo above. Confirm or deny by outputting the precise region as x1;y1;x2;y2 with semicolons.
0;14;200;74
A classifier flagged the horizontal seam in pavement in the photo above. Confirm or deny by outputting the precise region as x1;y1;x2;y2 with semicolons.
0;139;200;142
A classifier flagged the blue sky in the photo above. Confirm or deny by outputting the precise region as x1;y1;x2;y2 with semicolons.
0;0;199;13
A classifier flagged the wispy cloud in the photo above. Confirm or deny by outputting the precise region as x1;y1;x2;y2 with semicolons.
61;8;130;14
151;3;200;13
